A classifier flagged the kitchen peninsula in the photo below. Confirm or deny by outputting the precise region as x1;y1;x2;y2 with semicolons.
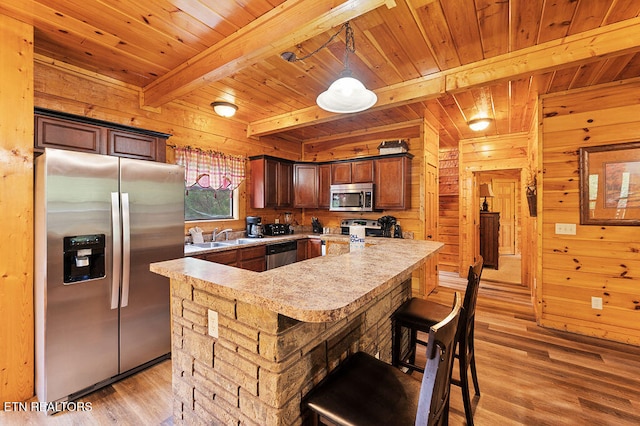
151;236;443;425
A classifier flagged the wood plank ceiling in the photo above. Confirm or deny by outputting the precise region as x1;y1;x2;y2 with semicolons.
4;0;640;148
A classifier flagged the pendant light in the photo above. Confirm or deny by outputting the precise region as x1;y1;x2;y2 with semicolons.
281;22;376;114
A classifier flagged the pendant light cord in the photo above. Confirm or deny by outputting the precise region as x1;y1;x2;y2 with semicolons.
283;22;356;66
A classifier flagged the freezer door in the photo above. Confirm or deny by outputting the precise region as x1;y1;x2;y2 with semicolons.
34;149;120;402
118;158;184;372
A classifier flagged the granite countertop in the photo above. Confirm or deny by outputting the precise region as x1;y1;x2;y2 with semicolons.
183;233;321;256
151;237;444;323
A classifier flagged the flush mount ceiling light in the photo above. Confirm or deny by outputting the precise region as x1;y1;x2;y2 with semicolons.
468;117;492;131
211;101;238;118
281;22;376;114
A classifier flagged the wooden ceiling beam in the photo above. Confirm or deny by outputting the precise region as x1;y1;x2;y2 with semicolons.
247;16;640;137
142;0;397;108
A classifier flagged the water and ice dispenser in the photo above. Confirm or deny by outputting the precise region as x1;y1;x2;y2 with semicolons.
63;234;106;283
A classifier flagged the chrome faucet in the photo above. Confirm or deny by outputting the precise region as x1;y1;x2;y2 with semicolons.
213;228;233;241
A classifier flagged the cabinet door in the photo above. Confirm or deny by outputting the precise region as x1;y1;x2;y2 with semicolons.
318;164;332;208
308;239;323;258
374;156;410;210
35;116;103;154
250;157;293;208
297;239;308;262
238;246;266;272
277;161;293;207
293;164;318;208
331;162;352;184
107;129;165;162
202;249;237;266
352;160;374;183
265;159;279;207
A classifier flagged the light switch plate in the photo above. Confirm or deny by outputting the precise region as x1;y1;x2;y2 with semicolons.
555;223;576;235
591;297;603;310
208;309;219;338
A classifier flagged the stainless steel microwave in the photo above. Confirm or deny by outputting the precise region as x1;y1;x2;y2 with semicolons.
330;183;374;212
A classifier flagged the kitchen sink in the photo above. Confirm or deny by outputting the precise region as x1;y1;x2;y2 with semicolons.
216;238;257;246
191;242;232;249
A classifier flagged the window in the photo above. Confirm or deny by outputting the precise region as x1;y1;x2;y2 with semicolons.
185;184;236;221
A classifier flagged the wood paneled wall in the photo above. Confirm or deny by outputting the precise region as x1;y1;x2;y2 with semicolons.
0;14;34;403
439;148;460;273
540;79;640;345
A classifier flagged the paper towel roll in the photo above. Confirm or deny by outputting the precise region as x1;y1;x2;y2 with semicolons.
349;226;366;252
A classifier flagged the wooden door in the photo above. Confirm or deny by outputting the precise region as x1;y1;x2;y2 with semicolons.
493;179;516;255
424;160;439;294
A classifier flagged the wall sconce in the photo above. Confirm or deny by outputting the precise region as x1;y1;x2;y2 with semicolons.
468;118;492;132
479;183;494;211
211;102;238;118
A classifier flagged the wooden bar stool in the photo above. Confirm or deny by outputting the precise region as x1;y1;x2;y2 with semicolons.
304;293;461;426
391;257;483;426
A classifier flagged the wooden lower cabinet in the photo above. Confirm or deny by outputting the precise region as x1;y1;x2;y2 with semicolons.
308;238;322;258
480;212;500;269
296;238;323;261
194;245;266;272
197;250;237;266
238;245;266;272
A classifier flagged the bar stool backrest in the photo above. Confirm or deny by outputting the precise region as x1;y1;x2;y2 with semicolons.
415;292;462;425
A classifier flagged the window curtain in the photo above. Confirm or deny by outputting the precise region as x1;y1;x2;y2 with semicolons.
174;146;246;190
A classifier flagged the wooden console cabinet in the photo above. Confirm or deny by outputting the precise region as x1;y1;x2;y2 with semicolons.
480;212;500;269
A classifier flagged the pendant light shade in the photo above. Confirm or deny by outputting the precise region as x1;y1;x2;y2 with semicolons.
316;72;377;113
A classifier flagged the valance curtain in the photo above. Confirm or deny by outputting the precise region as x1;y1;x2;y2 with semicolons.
174;146;246;190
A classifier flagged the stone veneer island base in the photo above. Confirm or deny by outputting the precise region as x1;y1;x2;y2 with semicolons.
151;237;443;425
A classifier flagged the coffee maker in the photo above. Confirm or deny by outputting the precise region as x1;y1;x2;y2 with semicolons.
246;216;263;238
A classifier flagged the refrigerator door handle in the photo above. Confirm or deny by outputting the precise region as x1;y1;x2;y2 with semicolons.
110;192;121;310
121;193;131;308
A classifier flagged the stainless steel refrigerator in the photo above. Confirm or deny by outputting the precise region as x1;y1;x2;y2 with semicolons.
34;148;184;403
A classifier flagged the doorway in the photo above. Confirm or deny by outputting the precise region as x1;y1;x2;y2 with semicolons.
477;170;522;285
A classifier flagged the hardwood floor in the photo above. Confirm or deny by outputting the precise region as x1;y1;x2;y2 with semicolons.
424;272;640;425
0;360;173;425
2;273;639;425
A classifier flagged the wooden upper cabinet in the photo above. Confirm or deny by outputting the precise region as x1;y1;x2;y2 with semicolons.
35;115;103;154
331;160;374;184
107;129;165;162
352;160;374;183
374;155;411;210
250;156;293;208
318;164;331;208
293;163;319;208
331;162;352;184
34;109;169;162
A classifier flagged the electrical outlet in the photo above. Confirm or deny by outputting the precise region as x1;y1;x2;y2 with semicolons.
555;223;577;235
591;297;603;310
208;309;219;338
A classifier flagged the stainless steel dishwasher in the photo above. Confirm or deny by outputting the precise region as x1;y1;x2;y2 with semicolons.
265;240;297;270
